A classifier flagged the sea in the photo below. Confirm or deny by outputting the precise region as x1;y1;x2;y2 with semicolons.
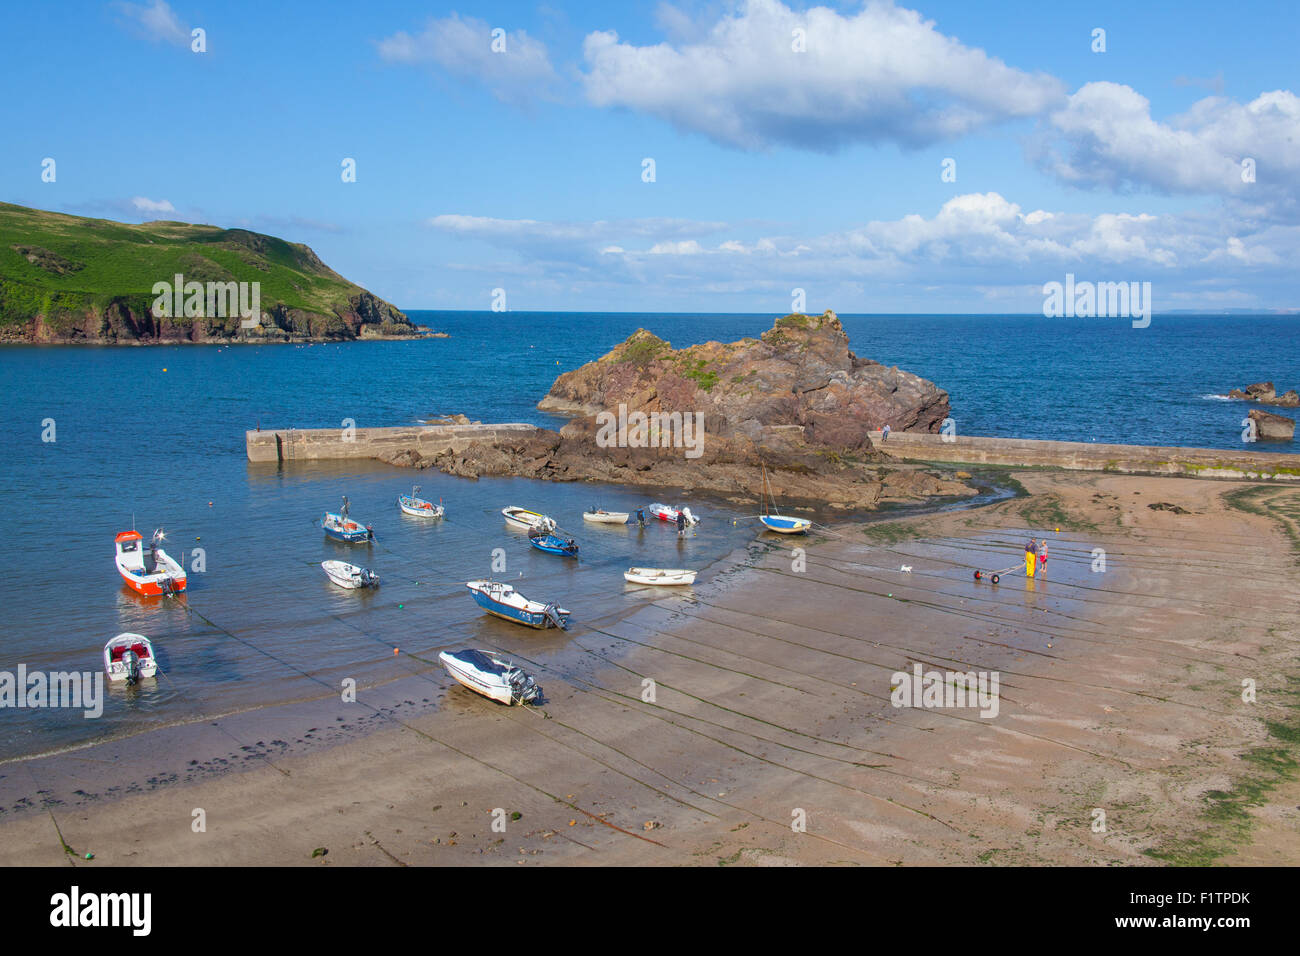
0;311;1296;771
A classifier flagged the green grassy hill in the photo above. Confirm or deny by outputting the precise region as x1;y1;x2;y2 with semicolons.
0;202;419;343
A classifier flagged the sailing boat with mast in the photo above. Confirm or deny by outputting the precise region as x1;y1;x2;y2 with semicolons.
758;464;811;534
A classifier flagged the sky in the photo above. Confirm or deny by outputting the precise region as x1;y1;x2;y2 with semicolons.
2;0;1298;313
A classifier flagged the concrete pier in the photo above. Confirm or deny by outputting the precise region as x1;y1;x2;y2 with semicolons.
246;423;540;464
879;432;1300;481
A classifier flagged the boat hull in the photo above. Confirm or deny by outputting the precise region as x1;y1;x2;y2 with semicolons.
502;506;551;530
438;650;541;706
467;581;569;629
529;533;579;556
625;567;697;586
321;561;378;589
399;496;444;518
759;515;811;534
583;511;629;524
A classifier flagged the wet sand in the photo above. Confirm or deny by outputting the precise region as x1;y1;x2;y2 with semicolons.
3;472;1298;866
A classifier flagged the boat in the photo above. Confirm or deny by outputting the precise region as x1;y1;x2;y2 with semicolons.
624;567;697;586
439;649;542;705
103;633;158;684
648;502;700;527
758;464;812;534
114;529;187;596
466;579;570;629
398;485;444;518
583;507;629;524
528;528;579;556
322;496;373;543
321;560;379;589
501;506;555;532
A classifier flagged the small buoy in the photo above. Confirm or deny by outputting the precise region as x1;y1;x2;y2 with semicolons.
991;574;1001;584
162;368;167;372
84;852;94;860
973;570;981;580
1055;527;1059;533
887;593;892;597
393;648;399;655
209;501;213;507
398;604;404;609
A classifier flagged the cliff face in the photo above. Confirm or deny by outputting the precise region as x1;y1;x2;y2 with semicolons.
539;310;951;449
15;290;414;344
0;202;422;344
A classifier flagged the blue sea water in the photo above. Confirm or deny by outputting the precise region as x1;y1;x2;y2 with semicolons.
0;311;1295;766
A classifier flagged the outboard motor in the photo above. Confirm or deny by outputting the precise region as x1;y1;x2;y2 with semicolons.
682;507;695;526
543;603;567;630
122;649;141;686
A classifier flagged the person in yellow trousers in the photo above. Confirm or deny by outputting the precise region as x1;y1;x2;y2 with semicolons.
1025;537;1036;578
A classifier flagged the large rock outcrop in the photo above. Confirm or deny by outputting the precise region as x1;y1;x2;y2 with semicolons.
539;310;950;450
372;311;972;511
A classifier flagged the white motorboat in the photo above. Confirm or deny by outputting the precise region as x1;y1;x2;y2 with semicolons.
439;649;543;705
103;633;158;684
583;508;629;524
501;506;555;532
624;567;697;586
321;560;379;589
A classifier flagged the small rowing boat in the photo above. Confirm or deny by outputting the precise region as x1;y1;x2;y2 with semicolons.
528;529;579;556
398;485;444;518
439;649;543;706
648;503;699;527
115;529;187;596
466;579;570;629
501;506;554;532
104;633;158;684
321;560;379;589
583;507;629;525
322;496;373;543
624;567;697;586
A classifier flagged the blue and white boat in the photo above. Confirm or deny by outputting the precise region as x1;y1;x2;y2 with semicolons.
466;580;570;629
528;528;579;556
758;465;811;534
758;514;812;534
398;485;444;518
322;496;373;543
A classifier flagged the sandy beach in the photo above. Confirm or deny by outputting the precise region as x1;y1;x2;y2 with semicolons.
3;471;1297;867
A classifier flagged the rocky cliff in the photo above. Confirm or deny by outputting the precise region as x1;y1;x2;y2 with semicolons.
0;202;425;344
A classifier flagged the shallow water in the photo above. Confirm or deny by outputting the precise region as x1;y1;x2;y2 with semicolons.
0;310;1294;761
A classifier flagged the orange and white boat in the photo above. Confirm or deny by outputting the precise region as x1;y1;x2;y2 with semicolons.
114;529;187;596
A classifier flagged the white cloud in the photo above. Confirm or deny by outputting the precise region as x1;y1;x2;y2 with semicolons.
131;196;176;214
422;195;1300;310
1037;82;1300;218
377;14;559;105
113;1;189;46
580;0;1064;151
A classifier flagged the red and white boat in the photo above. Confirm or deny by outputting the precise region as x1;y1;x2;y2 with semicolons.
647;502;700;527
114;529;187;596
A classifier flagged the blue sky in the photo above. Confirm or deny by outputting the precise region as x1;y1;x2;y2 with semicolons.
2;0;1298;312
